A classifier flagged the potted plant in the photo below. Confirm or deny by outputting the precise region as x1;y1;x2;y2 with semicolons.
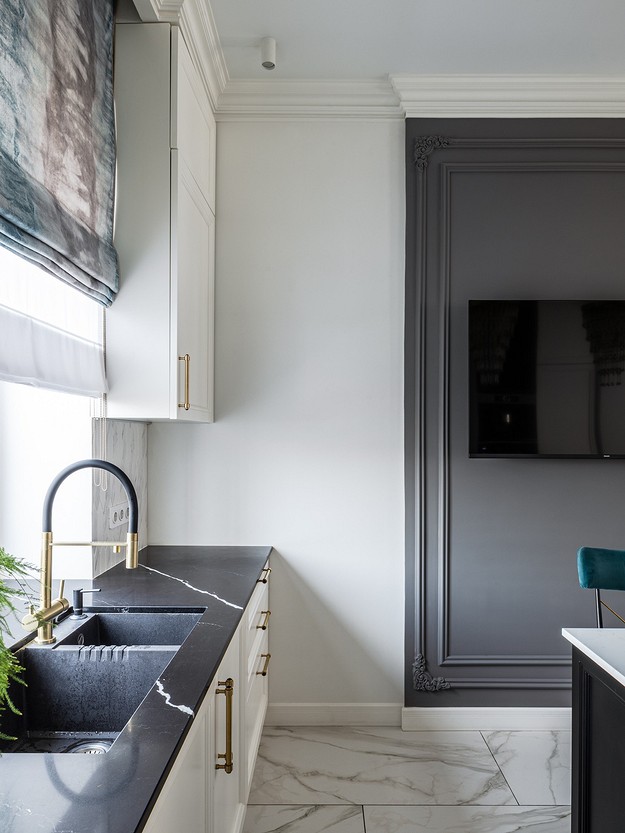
0;547;32;741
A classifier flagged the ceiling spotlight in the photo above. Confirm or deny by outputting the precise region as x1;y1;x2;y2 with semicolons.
260;37;276;71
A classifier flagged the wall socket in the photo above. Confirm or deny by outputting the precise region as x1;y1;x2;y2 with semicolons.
109;501;130;529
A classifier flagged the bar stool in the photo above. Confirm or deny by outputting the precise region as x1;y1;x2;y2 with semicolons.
577;546;625;627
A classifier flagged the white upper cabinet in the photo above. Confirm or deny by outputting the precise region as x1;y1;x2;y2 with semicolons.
172;31;216;211
108;23;216;422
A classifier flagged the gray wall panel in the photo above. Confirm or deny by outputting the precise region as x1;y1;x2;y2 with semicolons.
405;119;625;707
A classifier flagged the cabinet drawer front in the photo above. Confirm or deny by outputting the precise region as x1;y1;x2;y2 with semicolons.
245;567;270;657
245;630;269;797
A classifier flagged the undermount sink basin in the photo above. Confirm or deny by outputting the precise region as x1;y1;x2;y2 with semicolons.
55;610;203;647
0;643;177;754
1;608;205;753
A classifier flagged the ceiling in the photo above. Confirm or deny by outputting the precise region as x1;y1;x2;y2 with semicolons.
209;0;625;82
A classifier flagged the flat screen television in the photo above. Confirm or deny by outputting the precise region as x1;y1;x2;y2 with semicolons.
468;300;625;458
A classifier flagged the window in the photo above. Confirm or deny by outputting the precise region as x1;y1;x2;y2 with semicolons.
0;247;107;397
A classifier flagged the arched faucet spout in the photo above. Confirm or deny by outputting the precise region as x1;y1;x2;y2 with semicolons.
42;459;139;538
23;459;140;644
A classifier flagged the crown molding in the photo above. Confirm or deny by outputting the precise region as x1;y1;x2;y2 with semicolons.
179;0;229;110
132;0;228;110
129;5;625;121
132;0;183;23
391;74;625;118
215;78;403;120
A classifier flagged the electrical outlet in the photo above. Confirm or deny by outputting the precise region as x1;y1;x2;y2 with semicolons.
109;501;130;529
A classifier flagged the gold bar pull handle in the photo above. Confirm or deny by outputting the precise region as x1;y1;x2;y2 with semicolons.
178;354;191;411
256;610;271;630
256;653;271;677
216;677;234;774
257;567;271;584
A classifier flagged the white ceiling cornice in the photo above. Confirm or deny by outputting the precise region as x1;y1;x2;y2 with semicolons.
391;74;625;118
215;78;402;120
132;0;229;111
215;74;625;120
179;0;229;111
131;0;183;23
131;4;625;120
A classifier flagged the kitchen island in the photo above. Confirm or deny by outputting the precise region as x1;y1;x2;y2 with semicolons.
563;627;625;833
0;545;272;833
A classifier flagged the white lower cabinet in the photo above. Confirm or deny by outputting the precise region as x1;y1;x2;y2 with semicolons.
142;705;210;833
210;627;246;833
143;566;270;833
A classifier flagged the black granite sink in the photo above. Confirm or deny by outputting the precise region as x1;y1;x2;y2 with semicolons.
0;643;177;753
54;610;203;647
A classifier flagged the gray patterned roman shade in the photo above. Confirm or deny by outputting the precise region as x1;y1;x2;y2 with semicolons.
0;0;118;305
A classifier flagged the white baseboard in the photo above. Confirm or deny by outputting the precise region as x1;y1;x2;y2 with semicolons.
401;707;572;732
265;703;403;727
264;703;572;731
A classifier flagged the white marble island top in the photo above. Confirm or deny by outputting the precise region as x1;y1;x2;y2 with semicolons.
563;628;625;687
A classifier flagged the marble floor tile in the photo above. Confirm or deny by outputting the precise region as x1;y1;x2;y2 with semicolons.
248;727;515;806
364;805;571;832
482;731;571;805
242;805;365;833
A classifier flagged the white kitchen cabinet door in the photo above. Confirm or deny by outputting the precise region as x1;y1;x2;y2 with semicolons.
108;23;215;422
209;628;246;833
142;707;209;833
171;152;215;421
171;28;216;213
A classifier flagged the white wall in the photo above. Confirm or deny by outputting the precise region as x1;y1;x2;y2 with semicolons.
148;118;406;706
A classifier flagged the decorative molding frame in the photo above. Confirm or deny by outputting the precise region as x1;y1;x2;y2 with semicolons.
265;703;403;727
404;137;439;695
405;135;625;698
412;654;450;692
413;135;450;169
433;152;625;682
402;706;571;731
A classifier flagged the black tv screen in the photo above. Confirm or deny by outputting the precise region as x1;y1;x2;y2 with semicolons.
468;300;625;458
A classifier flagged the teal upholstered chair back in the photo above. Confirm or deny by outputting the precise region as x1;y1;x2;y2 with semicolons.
577;546;625;627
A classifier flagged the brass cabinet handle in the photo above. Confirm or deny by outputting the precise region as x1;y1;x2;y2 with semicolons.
257;566;271;584
256;653;271;677
178;354;190;410
256;610;271;630
215;677;234;774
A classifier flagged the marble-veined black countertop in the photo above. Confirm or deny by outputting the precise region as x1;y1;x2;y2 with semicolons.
0;545;272;833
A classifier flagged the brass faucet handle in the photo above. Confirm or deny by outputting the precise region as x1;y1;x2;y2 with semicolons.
58;579;65;601
21;593;71;634
21;607;40;633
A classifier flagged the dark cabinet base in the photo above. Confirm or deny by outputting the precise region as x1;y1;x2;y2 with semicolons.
572;647;625;832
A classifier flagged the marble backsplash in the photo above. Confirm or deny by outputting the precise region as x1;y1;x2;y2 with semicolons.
92;419;148;576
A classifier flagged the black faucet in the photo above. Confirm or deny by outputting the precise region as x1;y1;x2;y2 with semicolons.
22;459;139;644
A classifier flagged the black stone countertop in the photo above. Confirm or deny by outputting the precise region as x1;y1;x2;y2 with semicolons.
0;545;272;833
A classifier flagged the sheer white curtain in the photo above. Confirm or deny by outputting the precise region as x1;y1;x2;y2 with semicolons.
0;247;107;396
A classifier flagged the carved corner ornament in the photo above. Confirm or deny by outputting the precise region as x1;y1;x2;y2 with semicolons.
412;654;451;692
413;136;451;170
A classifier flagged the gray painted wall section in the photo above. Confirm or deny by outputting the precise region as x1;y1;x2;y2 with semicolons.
405;119;625;707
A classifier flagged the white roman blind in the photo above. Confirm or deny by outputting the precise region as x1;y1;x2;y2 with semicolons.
0;247;107;396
